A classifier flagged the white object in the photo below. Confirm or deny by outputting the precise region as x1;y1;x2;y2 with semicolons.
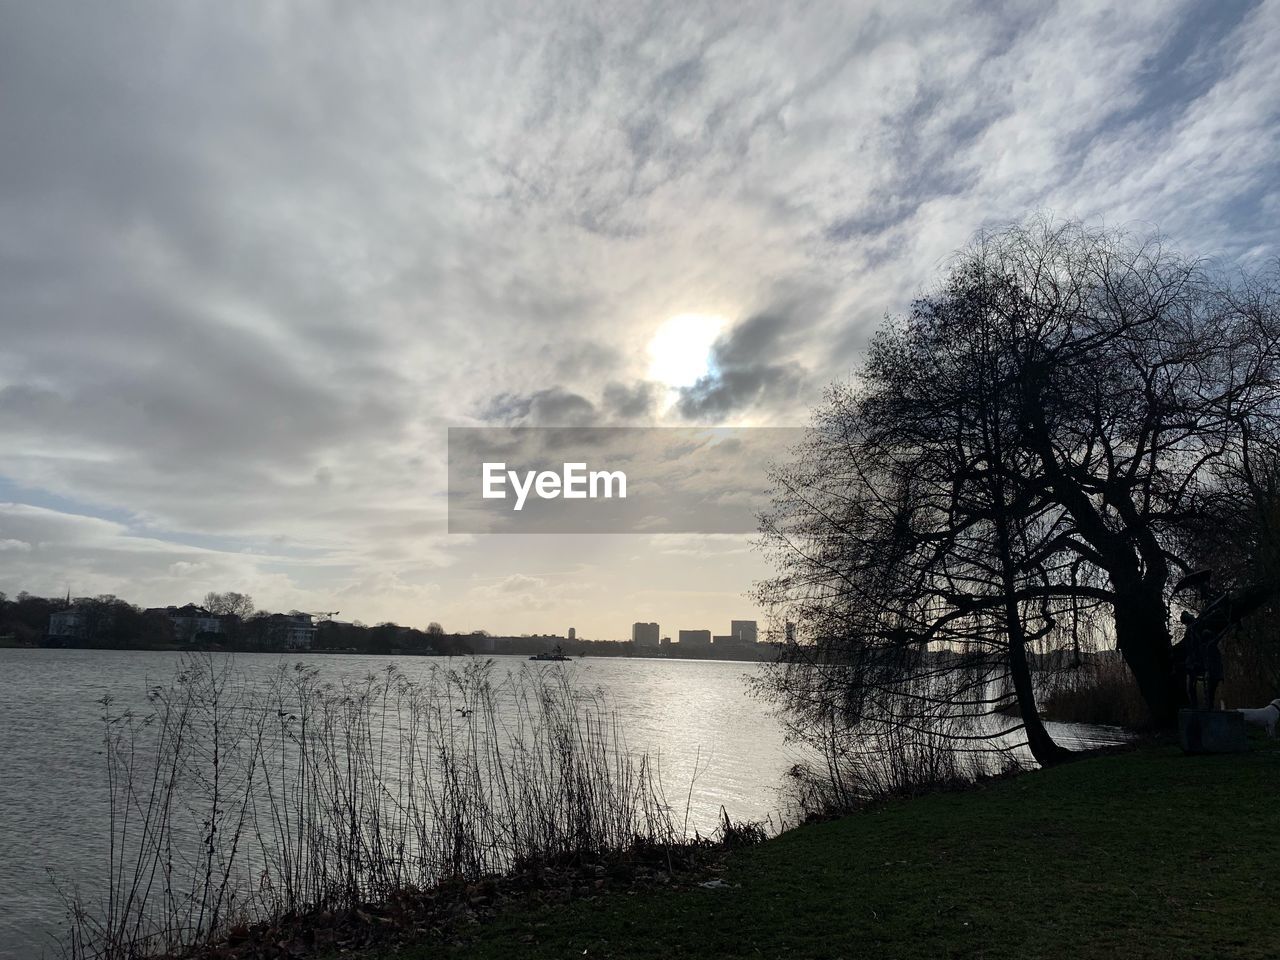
1236;699;1280;737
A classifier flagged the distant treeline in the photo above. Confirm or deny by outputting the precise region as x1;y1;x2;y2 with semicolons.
0;590;775;660
1;591;176;648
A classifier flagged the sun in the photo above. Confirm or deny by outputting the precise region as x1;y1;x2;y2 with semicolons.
647;314;725;388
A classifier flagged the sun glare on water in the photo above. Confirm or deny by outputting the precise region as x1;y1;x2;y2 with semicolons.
647;314;724;388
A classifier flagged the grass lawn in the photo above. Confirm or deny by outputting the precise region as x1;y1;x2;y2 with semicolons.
384;737;1280;960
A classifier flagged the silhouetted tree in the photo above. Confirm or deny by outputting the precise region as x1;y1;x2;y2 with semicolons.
759;258;1089;764
759;219;1280;749
1175;440;1280;698
369;622;401;655
2;591;66;645
203;591;255;619
137;608;178;648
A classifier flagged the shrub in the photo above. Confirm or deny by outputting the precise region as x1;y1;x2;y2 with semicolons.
60;655;680;959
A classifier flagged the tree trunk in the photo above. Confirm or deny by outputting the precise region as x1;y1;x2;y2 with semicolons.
1112;585;1182;727
1007;631;1073;766
983;384;1071;766
1020;394;1182;727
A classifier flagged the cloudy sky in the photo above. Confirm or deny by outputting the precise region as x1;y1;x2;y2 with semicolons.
1;0;1277;638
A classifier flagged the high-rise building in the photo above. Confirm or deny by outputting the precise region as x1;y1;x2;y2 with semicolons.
730;620;758;644
567;627;576;641
631;621;660;646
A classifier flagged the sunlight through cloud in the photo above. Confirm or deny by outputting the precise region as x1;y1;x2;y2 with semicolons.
646;313;725;389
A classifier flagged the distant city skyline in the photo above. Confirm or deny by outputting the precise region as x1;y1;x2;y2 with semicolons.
22;582;768;647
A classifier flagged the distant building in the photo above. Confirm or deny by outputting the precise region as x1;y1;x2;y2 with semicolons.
730;620;758;644
678;629;711;647
247;616;314;655
567;627;576;641
713;634;734;645
631;621;660;647
48;608;90;643
153;604;225;643
263;612;316;650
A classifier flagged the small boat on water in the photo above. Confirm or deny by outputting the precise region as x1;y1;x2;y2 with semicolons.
529;645;571;662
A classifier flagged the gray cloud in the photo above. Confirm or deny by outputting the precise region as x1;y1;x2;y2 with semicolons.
480;388;598;427
677;363;806;421
677;310;808;420
601;381;660;421
482;380;661;426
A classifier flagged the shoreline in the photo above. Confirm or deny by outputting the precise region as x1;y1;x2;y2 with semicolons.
0;644;779;664
90;735;1280;960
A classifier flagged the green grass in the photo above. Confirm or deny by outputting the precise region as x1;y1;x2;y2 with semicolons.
384;738;1280;960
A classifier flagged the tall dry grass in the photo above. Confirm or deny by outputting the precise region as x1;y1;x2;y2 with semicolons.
779;709;1027;822
59;656;680;959
1037;658;1151;729
1039;636;1280;728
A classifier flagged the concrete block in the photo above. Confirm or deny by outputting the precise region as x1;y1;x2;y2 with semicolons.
1179;708;1249;754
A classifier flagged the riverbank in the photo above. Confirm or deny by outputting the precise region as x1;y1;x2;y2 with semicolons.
386;737;1280;960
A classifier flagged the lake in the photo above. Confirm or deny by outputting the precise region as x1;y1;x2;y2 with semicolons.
0;648;1124;958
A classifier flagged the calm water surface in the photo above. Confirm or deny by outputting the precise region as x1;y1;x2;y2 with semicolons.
0;649;795;957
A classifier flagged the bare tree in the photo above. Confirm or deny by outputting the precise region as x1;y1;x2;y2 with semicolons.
202;592;255;620
758;259;1090;765
1175;438;1280;696
982;222;1279;723
758;218;1280;755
